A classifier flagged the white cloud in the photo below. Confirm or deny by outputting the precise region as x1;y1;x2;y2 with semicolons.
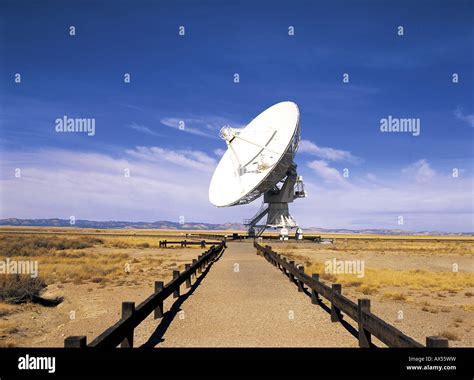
125;146;216;172
160;117;215;138
0;149;472;233
402;159;436;183
160;116;244;139
454;107;474;128
127;122;162;136
291;173;473;232
366;173;377;181
307;160;348;184
0;147;224;223
299;139;362;164
214;148;226;157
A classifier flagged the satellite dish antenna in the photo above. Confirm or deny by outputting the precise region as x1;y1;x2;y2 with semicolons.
209;101;306;237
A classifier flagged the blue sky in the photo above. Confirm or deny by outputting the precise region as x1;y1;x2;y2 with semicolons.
0;0;473;232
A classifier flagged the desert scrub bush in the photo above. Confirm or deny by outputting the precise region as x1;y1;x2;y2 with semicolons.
0;274;46;304
101;236;161;249
463;304;474;312
0;235;103;256
0;320;18;347
439;330;459;341
381;292;406;301
320;273;338;282
357;284;379;295
55;250;87;258
345;280;363;287
104;240;132;248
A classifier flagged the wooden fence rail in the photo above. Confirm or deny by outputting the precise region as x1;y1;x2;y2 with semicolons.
64;242;226;348
158;239;221;248
254;242;448;348
188;233;230;241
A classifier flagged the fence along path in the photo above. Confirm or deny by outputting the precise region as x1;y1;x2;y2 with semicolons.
255;243;448;348
138;241;359;347
64;243;225;348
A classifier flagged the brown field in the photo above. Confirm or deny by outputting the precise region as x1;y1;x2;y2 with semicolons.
0;228;210;347
272;237;474;347
0;227;473;347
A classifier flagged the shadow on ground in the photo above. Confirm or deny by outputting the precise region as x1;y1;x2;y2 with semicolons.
141;249;225;347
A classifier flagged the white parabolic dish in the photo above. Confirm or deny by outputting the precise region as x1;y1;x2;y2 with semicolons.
209;101;300;207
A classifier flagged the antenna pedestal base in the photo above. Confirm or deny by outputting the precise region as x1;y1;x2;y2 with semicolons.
244;164;306;237
266;203;297;228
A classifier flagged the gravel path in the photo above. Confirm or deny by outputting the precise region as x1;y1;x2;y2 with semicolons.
135;241;358;347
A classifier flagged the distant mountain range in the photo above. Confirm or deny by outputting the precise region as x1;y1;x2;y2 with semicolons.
0;218;244;231
0;218;472;236
307;228;473;236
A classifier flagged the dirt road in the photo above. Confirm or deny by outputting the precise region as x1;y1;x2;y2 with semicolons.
135;241;358;347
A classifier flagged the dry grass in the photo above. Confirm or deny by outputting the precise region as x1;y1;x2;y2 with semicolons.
276;238;473;347
37;252;129;284
315;234;474;241
0;235;103;257
0;235;131;285
280;242;474;294
299;261;473;293
101;236;158;249
0;230;213;347
0;233;197;287
282;239;474;257
0;302;19;317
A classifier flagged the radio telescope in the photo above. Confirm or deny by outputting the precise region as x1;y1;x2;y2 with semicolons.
209;101;306;238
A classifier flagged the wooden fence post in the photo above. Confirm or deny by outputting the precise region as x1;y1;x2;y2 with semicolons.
311;274;320;304
331;284;342;322
426;336;448;347
121;302;135;348
297;266;305;292
192;259;197;277
358;299;372;347
185;264;192;288
197;255;202;273
154;281;164;319
282;258;288;276
289;261;295;283
64;336;87;348
173;271;180;298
